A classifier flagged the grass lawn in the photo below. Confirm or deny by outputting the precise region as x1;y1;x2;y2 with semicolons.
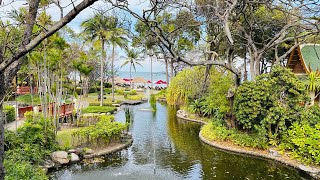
82;106;117;114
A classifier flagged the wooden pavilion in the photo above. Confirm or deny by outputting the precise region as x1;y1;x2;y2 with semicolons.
287;44;320;105
287;44;320;76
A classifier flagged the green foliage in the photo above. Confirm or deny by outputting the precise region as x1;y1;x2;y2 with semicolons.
76;114;110;127
302;105;320;126
129;90;137;95
4;106;15;123
126;95;144;100
201;75;232;119
4;112;56;180
81;106;117;114
16;94;44;105
189;99;202;116
154;89;167;99
117;90;124;95
201;121;269;149
234;66;308;141
304;71;320;92
167;67;206;105
4;158;47;180
150;94;157;111
72;115;127;147
279;122;320;165
89;102;112;106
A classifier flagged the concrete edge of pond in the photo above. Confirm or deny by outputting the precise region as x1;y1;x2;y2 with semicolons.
83;138;133;159
176;113;320;179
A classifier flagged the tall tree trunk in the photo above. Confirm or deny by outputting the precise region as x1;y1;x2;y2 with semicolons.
165;57;169;86
130;63;132;89
243;51;247;81
249;57;255;80
0;72;5;180
150;55;153;91
170;59;174;80
100;40;105;106
111;45;115;102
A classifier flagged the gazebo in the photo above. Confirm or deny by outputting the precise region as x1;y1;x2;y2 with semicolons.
131;77;148;89
108;76;127;84
131;77;147;83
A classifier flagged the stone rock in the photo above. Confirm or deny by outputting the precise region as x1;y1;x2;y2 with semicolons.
298;165;320;174
70;153;80;163
74;148;83;155
68;149;76;153
268;149;281;157
51;151;69;165
107;112;111;115
42;159;55;169
85;149;94;155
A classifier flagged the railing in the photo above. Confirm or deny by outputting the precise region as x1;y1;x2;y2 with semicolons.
17;103;74;119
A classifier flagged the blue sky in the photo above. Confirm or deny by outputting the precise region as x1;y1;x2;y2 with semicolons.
49;0;165;73
2;0;166;72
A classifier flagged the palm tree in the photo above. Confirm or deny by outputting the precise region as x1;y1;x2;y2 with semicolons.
107;17;128;102
121;48;142;88
305;71;320;105
81;12;113;106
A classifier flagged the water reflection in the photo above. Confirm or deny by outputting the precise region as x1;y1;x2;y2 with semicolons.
51;103;311;180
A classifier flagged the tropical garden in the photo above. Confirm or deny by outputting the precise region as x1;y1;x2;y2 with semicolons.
0;0;320;179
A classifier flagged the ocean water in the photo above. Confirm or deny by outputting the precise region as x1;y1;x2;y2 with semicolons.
117;71;168;87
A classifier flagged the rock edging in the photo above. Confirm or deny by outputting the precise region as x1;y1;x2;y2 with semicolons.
176;111;320;179
176;111;207;125
43;137;133;174
83;139;133;158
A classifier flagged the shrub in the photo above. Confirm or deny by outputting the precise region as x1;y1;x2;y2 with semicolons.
126;95;144;100
72;115;127;147
104;88;112;94
279;122;320;165
302;105;320;127
166;67;206;105
104;82;112;88
89;102;112;106
234;66;308;141
4;158;48;180
201;121;269;149
76;114;112;127
117;90;124;95
4;112;57;180
4;105;15;123
129;90;137;95
89;86;99;93
81;106;117;114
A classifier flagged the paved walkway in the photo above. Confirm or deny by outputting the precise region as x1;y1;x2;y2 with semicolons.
5;120;25;131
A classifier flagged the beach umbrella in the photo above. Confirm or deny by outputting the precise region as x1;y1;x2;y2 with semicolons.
147;80;152;83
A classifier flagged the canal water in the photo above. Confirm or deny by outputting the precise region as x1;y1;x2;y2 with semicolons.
51;103;311;180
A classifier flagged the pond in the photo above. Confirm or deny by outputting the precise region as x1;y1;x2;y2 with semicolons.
51;103;311;180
